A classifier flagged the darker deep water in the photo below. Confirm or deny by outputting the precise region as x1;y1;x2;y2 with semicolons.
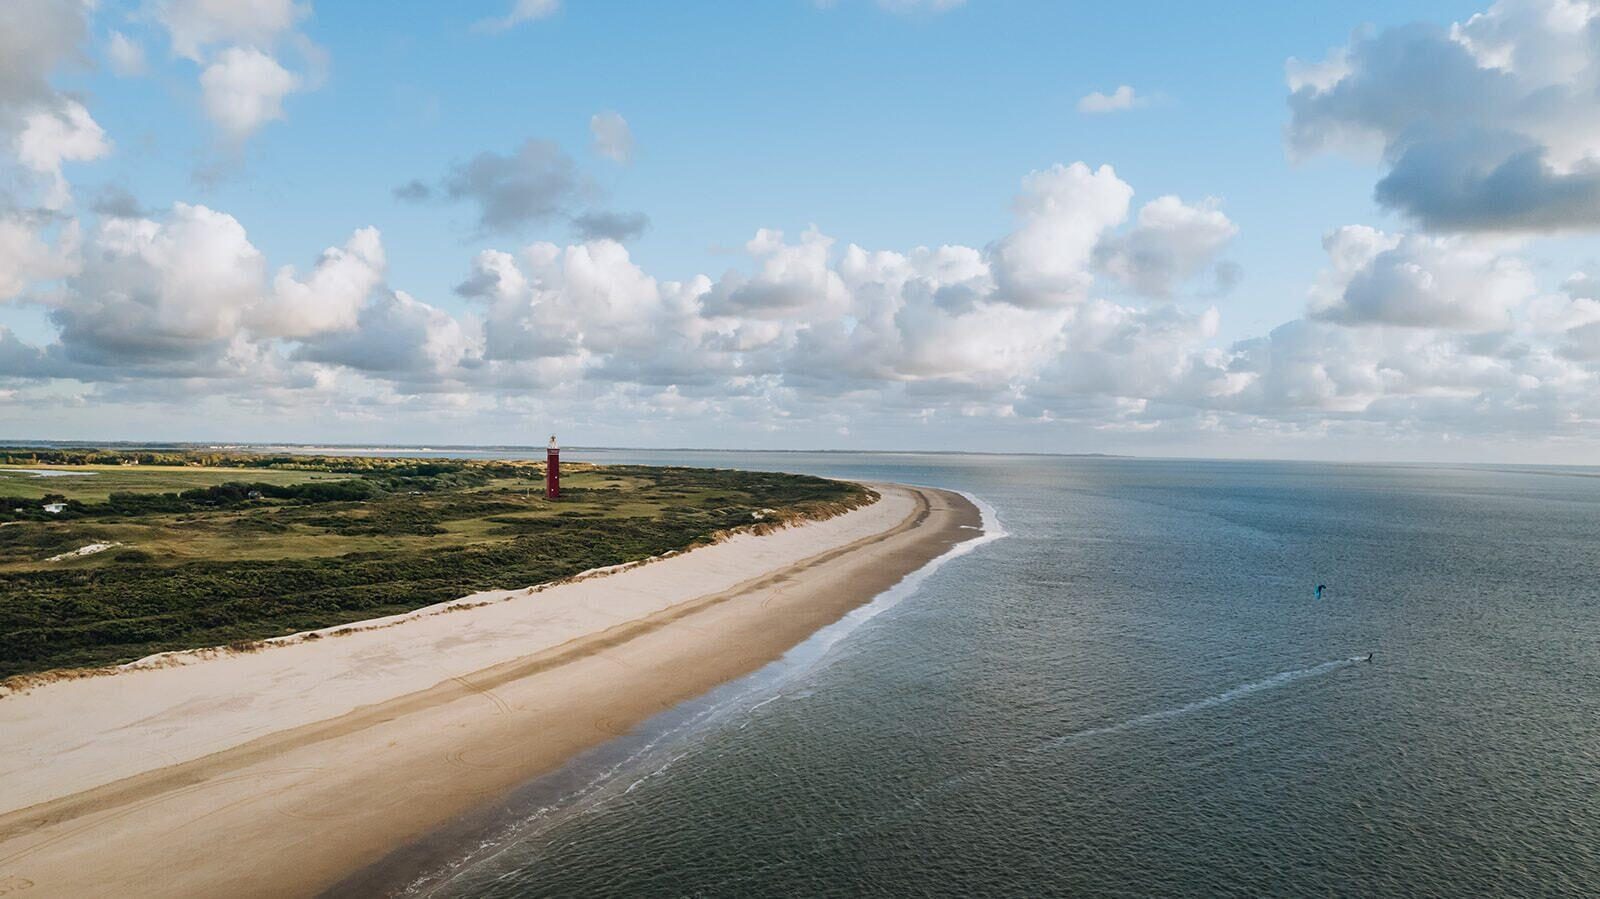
384;453;1600;897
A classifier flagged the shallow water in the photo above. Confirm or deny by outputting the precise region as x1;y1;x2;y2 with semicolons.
372;453;1600;897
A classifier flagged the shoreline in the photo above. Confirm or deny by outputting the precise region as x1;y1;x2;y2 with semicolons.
0;483;980;898
331;487;1002;897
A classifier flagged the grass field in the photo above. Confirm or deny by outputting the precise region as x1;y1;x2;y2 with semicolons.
0;465;348;502
0;451;873;680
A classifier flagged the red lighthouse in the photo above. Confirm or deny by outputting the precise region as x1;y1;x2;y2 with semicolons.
545;435;560;499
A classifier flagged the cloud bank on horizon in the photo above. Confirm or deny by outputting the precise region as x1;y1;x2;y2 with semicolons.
1;0;1600;460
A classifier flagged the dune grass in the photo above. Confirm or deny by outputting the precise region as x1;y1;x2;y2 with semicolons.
0;465;347;503
0;451;873;680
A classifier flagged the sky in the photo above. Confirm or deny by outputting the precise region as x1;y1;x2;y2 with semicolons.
4;0;1600;461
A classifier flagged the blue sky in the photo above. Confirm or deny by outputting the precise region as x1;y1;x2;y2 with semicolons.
5;0;1600;460
75;0;1477;330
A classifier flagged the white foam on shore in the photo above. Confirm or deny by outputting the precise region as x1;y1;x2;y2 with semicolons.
775;488;1006;669
406;490;1007;897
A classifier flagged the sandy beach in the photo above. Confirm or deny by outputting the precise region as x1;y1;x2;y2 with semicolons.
0;483;979;898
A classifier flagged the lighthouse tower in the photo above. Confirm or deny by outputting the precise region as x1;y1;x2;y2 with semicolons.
546;435;560;499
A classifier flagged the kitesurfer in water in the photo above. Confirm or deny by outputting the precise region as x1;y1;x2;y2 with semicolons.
1316;584;1326;599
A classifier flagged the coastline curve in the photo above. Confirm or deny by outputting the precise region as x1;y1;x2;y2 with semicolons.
0;483;981;898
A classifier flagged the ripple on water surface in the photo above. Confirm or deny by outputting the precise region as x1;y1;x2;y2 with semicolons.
375;453;1600;898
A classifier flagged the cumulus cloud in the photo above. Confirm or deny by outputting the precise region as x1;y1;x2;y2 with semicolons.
702;227;851;320
442;166;1232;406
456;238;722;393
401;138;650;241
7;203;391;382
295;290;474;378
1563;269;1600;300
15;100;111;207
1077;85;1145;114
572;210;649;242
816;242;1063;389
1287;0;1600;232
0;0;90;115
474;0;559;33
1559;320;1600;360
44;203;267;369
149;0;318;141
400;139;586;235
152;0;307;61
1307;226;1535;330
0;0;105;209
199;46;299;140
988;162;1133;307
589;111;633;163
90;184;146;219
391;179;431;202
107;32;147;77
252;227;386;338
1025;302;1221;411
0;213;79;301
1092;195;1237;297
4;141;1594;452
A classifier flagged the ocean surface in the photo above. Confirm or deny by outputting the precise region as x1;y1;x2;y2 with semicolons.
352;452;1600;897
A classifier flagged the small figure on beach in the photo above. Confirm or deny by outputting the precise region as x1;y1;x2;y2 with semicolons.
1315;584;1327;599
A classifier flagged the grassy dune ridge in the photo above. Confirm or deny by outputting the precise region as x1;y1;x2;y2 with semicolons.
0;452;875;680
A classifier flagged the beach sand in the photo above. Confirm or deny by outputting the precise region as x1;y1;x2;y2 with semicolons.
0;483;979;898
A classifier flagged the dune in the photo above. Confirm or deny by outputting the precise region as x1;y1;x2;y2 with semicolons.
0;483;979;898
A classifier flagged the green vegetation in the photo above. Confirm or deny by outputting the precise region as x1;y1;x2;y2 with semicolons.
0;451;873;680
0;464;349;503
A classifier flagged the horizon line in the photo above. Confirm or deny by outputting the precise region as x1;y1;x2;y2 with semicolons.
1;439;1598;471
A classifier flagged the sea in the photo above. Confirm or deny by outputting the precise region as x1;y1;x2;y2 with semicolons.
327;451;1600;897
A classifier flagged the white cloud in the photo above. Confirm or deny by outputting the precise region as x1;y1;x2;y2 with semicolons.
1285;45;1350;94
253;227;387;338
988;162;1133;307
399;139;589;235
3;146;1597;454
572;209;649;242
475;0;560;33
1077;85;1145;114
152;0;307;61
15;100;110;207
107;31;148;77
829;244;1065;387
1308;226;1535;330
45;203;268;370
704;227;851;319
0;0;90;114
1092;195;1237;297
0;0;103;209
0;214;79;302
589;111;633;163
148;0;318;142
1287;0;1600;232
457;238;720;389
199;46;299;141
296;290;475;378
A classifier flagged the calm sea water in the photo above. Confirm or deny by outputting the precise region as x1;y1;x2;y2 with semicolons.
358;453;1600;897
